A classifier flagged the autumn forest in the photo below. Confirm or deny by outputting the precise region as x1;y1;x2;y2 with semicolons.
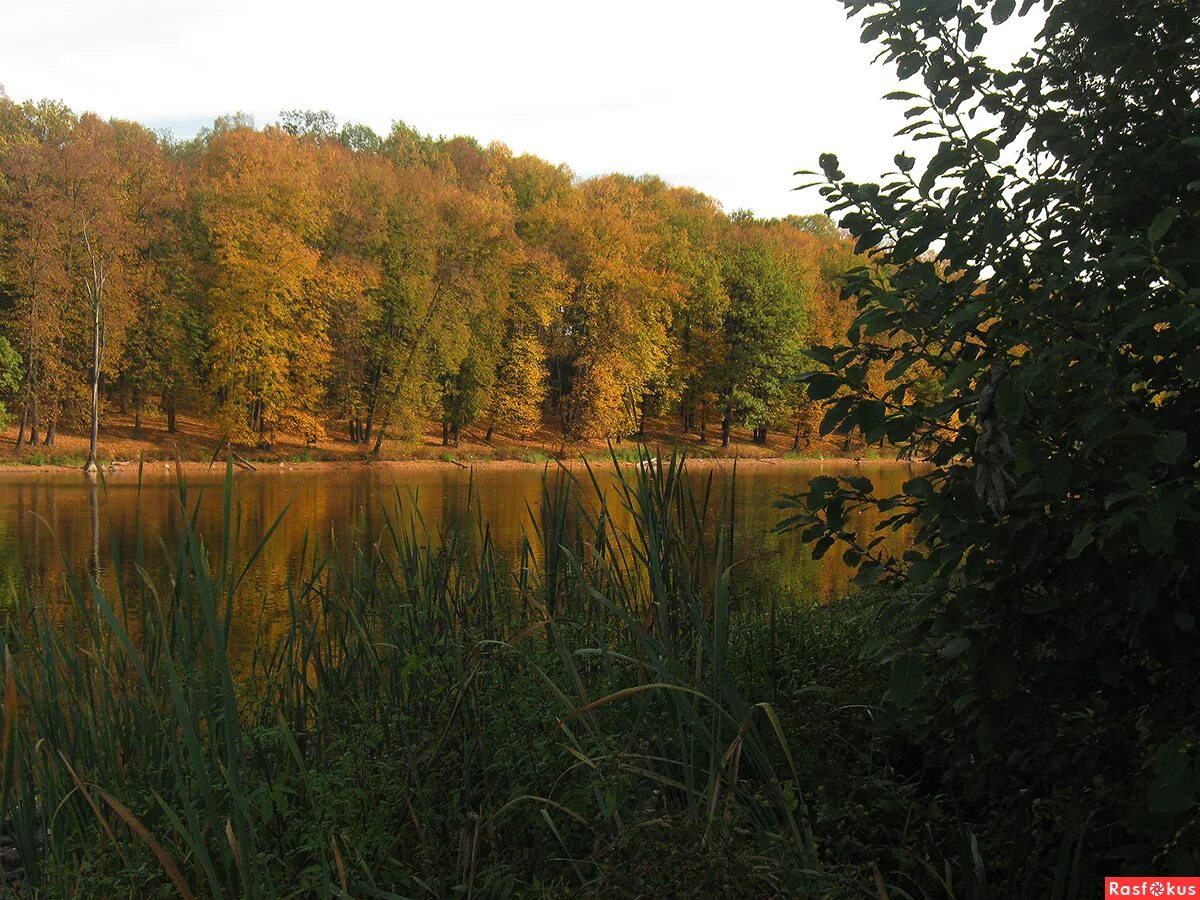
0;95;875;467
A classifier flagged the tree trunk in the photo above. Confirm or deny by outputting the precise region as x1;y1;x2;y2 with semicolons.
85;293;101;476
45;416;56;448
721;413;731;448
485;423;494;442
166;398;177;434
133;404;142;438
363;403;375;444
363;365;382;445
15;399;27;450
442;420;450;447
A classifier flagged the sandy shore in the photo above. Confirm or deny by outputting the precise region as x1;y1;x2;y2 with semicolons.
0;453;928;479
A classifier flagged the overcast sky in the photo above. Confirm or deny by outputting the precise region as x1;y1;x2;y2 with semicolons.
3;0;1041;218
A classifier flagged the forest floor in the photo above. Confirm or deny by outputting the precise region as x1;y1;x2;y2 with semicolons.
0;411;910;474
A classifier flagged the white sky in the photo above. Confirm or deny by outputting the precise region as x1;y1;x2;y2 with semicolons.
2;0;1042;218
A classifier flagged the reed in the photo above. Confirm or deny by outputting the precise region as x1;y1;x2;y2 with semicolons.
0;449;844;897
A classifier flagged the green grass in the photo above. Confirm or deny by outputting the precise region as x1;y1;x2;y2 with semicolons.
0;450;979;897
7;450;90;467
582;444;649;464
517;449;554;464
782;449;823;461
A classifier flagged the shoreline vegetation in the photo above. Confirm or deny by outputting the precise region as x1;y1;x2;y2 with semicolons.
0;453;950;897
0;412;921;475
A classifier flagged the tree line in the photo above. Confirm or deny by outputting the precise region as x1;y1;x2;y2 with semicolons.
0;93;869;465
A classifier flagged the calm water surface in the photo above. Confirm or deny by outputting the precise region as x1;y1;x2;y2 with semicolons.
0;461;920;641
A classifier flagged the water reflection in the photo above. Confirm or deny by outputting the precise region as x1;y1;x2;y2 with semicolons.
0;461;920;633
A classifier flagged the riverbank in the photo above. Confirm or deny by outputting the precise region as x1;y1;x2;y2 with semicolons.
0;454;924;478
0;411;916;476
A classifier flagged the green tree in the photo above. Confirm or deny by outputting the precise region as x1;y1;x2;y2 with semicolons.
716;220;815;447
0;335;23;428
784;0;1200;881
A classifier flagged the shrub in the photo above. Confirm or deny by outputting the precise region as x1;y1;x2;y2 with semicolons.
782;0;1200;882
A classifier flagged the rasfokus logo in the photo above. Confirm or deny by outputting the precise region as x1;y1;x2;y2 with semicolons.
1106;878;1200;897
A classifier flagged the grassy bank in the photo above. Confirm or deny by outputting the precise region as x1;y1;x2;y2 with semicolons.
0;411;883;473
0;454;1034;896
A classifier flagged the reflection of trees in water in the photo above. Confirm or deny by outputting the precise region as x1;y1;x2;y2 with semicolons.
0;463;921;643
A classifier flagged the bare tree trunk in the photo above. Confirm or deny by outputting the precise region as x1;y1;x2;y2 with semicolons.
363;393;377;445
721;412;732;448
30;395;40;447
83;232;105;476
85;291;101;475
15;391;27;450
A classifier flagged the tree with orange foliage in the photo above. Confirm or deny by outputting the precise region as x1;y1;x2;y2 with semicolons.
199;125;333;445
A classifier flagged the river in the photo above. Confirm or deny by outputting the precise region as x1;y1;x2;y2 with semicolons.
0;459;921;644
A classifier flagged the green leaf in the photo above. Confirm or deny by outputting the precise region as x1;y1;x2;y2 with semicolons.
953;693;978;714
1148;207;1180;245
1138;494;1175;554
854;561;885;586
903;477;934;499
991;0;1016;24
804;372;842;400
941;636;971;658
888;654;925;707
975;138;1001;162
846;476;874;493
1066;525;1094;559
1153;431;1187;465
896;55;921;80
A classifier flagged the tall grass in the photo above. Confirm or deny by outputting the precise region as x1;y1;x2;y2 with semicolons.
0;449;837;897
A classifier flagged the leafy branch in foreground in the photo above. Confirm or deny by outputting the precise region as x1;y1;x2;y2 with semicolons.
783;0;1200;882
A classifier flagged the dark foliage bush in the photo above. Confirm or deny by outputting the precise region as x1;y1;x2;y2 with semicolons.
782;0;1200;884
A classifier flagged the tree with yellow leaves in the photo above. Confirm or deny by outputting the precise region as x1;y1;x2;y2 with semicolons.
200;125;332;445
